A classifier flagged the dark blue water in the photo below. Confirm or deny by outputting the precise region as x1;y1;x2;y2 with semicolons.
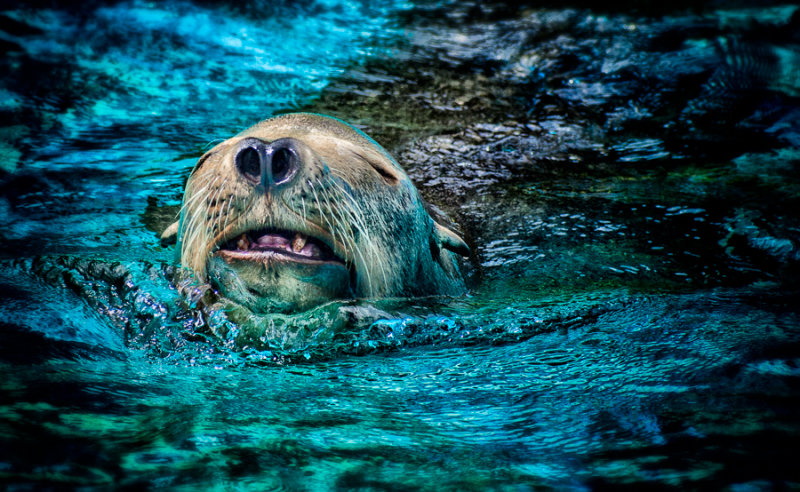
2;1;800;489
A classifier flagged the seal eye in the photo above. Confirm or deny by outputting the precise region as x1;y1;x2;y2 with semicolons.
352;153;400;186
371;162;400;186
236;147;261;182
271;147;295;184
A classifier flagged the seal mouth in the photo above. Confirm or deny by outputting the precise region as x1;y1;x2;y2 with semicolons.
215;228;346;265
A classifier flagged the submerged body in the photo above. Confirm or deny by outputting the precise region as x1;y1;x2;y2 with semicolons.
165;113;469;313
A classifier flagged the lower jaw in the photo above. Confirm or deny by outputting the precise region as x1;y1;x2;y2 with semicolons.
206;255;353;314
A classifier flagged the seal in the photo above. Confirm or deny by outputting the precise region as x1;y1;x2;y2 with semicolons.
162;113;469;313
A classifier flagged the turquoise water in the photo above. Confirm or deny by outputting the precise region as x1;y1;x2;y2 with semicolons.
2;1;800;489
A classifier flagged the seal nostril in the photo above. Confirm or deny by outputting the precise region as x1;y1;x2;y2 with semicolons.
271;147;295;184
236;147;261;182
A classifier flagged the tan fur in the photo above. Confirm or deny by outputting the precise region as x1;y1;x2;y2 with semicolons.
168;113;467;313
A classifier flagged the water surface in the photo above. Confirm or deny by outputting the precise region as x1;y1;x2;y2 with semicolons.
1;0;799;489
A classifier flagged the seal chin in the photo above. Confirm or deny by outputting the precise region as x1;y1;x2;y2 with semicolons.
207;228;352;313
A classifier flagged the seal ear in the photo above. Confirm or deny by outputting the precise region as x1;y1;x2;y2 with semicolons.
423;199;470;257
161;221;179;246
434;221;470;257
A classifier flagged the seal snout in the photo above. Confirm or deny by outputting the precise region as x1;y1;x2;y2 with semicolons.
234;137;301;191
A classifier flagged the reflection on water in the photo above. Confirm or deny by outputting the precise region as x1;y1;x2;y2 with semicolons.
2;0;800;489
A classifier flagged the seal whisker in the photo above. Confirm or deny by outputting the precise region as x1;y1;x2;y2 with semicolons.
323;180;376;291
206;180;227;248
315;179;343;246
326;178;390;294
179;182;213;215
180;168;222;206
180;175;223;276
203;138;226;150
189;166;220;181
300;189;308;226
316;178;371;293
182;208;208;265
221;182;235;238
308;179;341;255
178;175;219;220
307;179;368;292
318;179;373;294
324;180;386;292
326;178;370;234
317;180;353;250
325;179;372;246
178;177;216;243
332;180;390;295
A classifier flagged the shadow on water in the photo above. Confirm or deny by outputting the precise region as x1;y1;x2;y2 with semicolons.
1;0;800;489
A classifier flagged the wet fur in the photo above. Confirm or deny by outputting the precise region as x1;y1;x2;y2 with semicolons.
167;113;468;312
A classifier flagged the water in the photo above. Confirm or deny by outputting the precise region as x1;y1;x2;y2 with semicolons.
2;0;800;489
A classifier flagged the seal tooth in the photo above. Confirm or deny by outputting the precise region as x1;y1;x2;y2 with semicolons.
292;233;307;253
236;234;250;251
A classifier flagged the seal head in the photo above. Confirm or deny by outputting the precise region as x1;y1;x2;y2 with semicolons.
164;113;469;313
